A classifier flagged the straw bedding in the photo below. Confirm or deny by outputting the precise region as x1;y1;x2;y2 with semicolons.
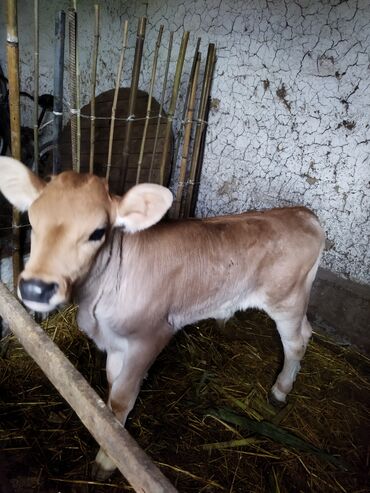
0;307;369;492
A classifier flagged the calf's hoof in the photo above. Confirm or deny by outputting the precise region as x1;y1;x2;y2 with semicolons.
92;448;116;481
268;386;287;408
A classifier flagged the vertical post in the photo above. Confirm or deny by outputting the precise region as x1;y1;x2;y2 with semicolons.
171;52;201;219
136;25;163;184
89;4;100;174
119;17;146;193
33;0;39;175
148;31;173;183
171;37;201;179
188;95;211;217
68;8;78;171
72;0;81;172
106;19;129;181
184;43;216;217
159;31;189;186
6;0;22;290
52;10;65;175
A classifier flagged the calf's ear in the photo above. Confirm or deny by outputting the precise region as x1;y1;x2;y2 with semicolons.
0;157;46;211
113;183;173;233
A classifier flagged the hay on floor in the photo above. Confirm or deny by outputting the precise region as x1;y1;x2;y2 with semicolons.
0;307;369;492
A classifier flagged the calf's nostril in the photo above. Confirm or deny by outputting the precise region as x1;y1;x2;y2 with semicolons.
19;278;58;304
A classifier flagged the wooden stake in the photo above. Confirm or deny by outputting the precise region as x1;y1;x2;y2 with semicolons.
119;17;146;193
33;0;39;175
172;52;201;219
106;19;128;181
148;31;173;183
136;25;163;184
0;282;178;493
68;8;78;171
89;4;100;174
6;0;22;290
184;43;216;217
159;31;189;186
52;11;65;175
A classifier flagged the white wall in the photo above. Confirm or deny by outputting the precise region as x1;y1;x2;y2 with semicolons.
0;0;369;285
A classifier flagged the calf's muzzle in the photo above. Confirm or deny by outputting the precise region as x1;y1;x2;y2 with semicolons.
19;278;59;305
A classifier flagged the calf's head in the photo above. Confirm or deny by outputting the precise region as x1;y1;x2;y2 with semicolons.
0;157;172;313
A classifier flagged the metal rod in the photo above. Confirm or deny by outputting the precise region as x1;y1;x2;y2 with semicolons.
119;17;146;193
52;10;65;175
6;0;22;290
159;31;189;186
33;0;39;175
136;25;163;184
106;19;128;181
185;43;216;217
0;282;178;493
68;8;78;171
148;31;173;183
89;4;100;174
172;52;201;219
72;0;81;171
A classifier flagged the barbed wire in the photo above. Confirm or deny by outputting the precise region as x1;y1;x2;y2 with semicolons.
0;223;31;233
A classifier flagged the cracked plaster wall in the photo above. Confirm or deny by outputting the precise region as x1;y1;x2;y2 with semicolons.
0;0;369;285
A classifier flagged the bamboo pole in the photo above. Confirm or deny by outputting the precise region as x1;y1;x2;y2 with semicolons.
171;37;200;180
148;31;173;183
68;8;78;171
184;43;216;217
52;11;65;175
188;95;211;217
89;4;100;174
119;17;146;193
33;0;39;175
171;52;201;219
0;282;178;493
136;25;163;184
158;31;189;186
6;0;22;290
106;19;128;181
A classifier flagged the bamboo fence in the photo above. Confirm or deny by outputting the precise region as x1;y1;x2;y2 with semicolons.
52;10;65;175
148;31;173;182
119;16;147;193
136;25;164;184
6;0;22;290
106;19;129;180
159;31;189;186
183;43;216;217
172;50;201;219
32;0;39;174
68;8;78;171
89;4;100;174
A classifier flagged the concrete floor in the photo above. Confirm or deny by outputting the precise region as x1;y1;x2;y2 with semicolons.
309;268;370;355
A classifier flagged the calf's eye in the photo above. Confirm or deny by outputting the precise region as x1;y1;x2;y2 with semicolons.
88;228;106;242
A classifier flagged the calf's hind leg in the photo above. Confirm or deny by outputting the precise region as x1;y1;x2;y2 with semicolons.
269;311;312;406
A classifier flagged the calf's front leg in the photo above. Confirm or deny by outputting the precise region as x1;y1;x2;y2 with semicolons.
94;327;172;480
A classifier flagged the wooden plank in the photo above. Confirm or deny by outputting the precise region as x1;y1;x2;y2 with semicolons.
0;282;177;493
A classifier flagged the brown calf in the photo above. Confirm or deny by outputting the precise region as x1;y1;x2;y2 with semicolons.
0;157;325;477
